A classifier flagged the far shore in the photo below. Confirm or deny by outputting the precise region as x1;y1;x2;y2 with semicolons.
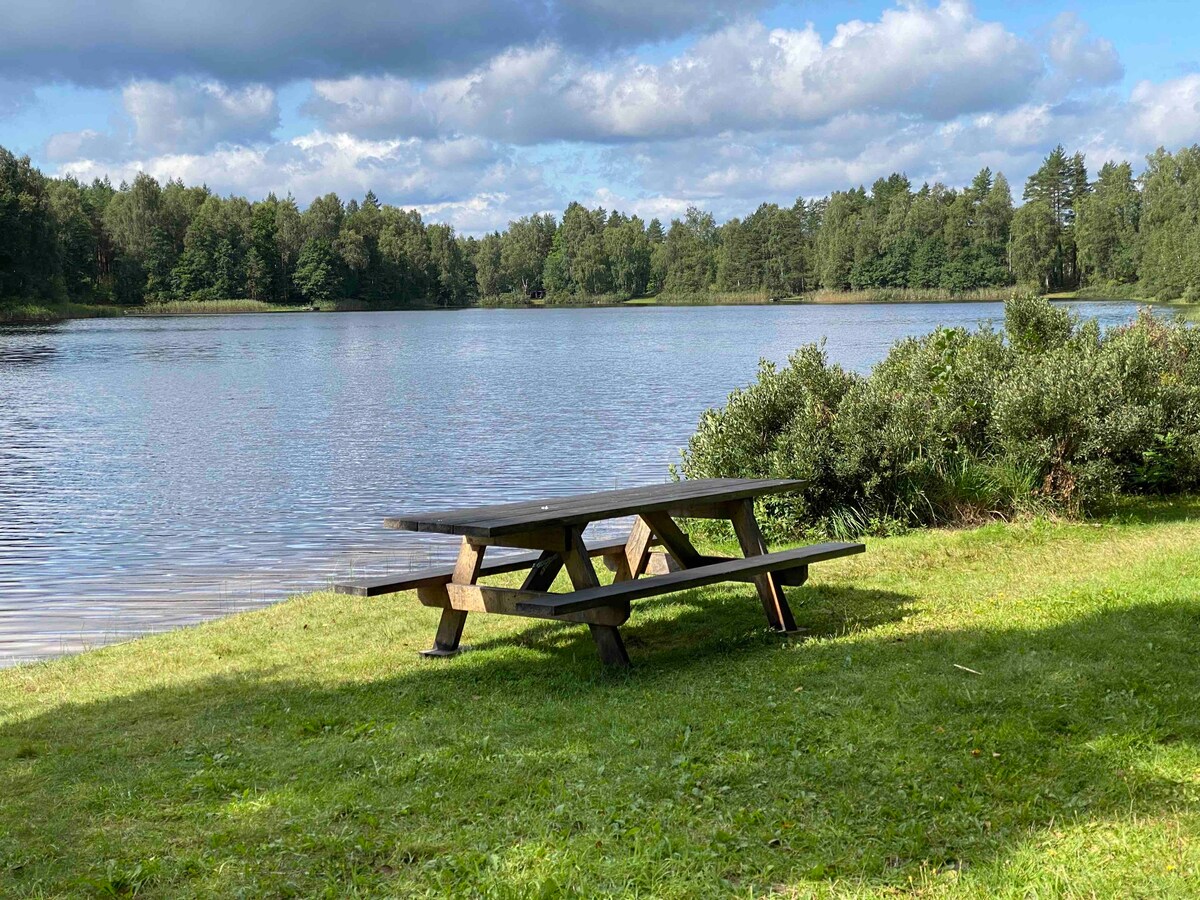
0;288;1169;325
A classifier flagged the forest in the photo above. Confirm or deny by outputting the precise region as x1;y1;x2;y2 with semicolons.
1;143;1198;310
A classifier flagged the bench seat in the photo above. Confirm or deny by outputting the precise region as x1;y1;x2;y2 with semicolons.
332;535;638;597
515;541;865;617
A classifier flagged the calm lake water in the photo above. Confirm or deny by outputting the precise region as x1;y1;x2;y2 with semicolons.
0;301;1156;663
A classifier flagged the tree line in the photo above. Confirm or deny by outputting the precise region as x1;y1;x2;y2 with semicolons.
3;143;1200;308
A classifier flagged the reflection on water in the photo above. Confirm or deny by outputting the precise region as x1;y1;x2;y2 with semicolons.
0;302;1158;663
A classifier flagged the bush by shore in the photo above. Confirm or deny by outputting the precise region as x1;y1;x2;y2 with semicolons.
679;294;1200;538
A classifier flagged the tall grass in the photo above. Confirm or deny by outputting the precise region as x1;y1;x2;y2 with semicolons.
800;286;1013;303
137;299;319;315
0;299;125;324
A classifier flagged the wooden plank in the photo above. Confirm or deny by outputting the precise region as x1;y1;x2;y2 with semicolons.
332;535;632;597
615;516;654;581
470;529;570;553
421;607;468;657
640;511;705;568
444;583;627;625
465;480;805;537
515;543;864;617
730;499;795;632
589;624;631;667
521;550;563;591
561;527;631;667
452;538;486;584
561;527;601;590
384;478;806;538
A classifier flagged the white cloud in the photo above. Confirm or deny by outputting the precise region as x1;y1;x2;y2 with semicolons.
1045;12;1123;90
1128;74;1200;149
56;130;558;232
46;78;279;162
123;80;278;153
36;3;1200;234
306;2;1046;144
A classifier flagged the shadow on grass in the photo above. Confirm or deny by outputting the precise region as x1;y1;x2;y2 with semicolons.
463;583;914;671
1100;494;1200;525
1;587;1197;895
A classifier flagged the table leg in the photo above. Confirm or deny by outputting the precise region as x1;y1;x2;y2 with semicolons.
423;608;468;657
729;498;798;632
564;527;631;668
420;538;485;658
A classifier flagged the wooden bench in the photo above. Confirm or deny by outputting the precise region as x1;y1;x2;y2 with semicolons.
346;479;866;668
513;542;863;617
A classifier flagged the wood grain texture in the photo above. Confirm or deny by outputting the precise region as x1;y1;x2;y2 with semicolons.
729;499;795;631
444;583;628;625
452;539;486;585
640;511;705;569
615;516;654;582
384;478;806;538
516;542;864;616
520;550;564;591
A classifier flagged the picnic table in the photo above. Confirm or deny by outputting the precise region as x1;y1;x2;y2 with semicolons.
334;478;864;668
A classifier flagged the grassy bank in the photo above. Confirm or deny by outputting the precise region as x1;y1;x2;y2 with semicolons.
3;288;1113;324
796;287;1015;304
136;299;323;316
1044;284;1150;301
2;503;1199;896
0;299;126;324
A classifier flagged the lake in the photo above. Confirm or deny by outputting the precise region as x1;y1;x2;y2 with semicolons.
0;300;1156;664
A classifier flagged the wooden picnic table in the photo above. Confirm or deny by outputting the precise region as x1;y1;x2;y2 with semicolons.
335;478;864;668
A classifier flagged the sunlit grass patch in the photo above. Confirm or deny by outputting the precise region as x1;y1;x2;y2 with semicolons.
1;501;1199;896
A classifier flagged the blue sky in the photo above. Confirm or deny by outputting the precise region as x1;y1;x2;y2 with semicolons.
1;0;1198;233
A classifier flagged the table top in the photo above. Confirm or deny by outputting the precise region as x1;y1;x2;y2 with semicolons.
385;478;805;538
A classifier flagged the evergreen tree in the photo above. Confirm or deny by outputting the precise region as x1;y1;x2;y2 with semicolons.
1077;161;1140;285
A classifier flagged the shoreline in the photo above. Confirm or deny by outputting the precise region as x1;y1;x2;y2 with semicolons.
1;290;1167;325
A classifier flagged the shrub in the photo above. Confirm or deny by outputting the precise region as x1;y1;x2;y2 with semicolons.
678;294;1200;538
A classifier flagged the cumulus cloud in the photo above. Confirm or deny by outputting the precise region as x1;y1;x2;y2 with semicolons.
56;130;559;231
122;80;279;154
46;78;279;161
35;2;1200;235
305;2;1049;145
1128;74;1200;148
0;0;764;86
1044;12;1123;93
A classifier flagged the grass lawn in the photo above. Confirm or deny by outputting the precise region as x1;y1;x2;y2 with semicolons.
2;504;1199;897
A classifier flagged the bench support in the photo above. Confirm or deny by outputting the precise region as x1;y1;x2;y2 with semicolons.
421;607;468;658
421;538;485;658
730;499;798;632
588;624;630;668
563;527;631;668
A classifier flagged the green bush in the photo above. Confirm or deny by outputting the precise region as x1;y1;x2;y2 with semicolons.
678;294;1200;538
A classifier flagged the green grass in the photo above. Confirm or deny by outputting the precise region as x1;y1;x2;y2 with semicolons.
0;299;125;324
3;503;1200;896
798;288;1014;304
136;299;323;316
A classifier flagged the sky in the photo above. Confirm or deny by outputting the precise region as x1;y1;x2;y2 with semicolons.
1;0;1198;233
